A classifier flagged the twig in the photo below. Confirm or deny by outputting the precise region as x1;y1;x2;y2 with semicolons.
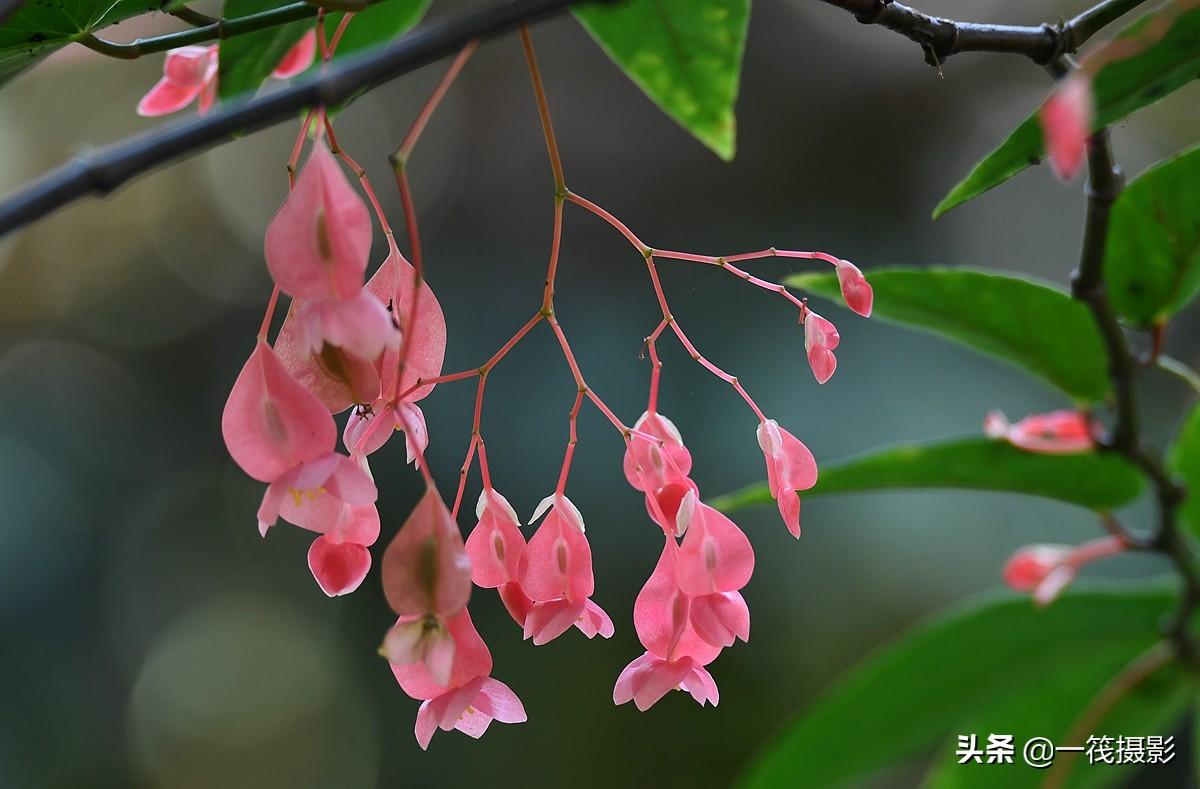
0;0;606;239
817;0;1151;66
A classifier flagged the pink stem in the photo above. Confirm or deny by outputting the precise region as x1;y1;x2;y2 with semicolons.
645;320;667;413
555;389;585;495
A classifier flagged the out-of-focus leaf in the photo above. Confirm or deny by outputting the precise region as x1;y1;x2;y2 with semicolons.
219;0;429;102
0;0;162;87
924;655;1191;789
1168;402;1200;536
573;0;750;161
789;268;1110;401
711;438;1145;513
1105;145;1200;326
738;585;1177;789
933;6;1200;218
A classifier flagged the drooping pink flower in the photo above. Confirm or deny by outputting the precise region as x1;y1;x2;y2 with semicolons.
1040;75;1093;181
464;489;525;588
984;410;1094;454
803;308;839;384
613;652;719;711
382;487;472;618
1003;536;1125;606
622;411;692;493
688;591;750;648
137;45;218;117
757;418;818;538
275;306;383;413
344;400;428;463
675;491;754;597
515;494;613;645
834;259;873;317
272;30;317;79
264;144;400;360
390;609;526;749
307;501;380;596
221;341;377;537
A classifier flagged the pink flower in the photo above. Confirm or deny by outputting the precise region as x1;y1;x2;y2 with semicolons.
272;30;317;79
1040;75;1093;181
613;652;719;711
344;400;428;463
622;411;692;493
307;501;380;596
382;487;472;618
221;340;377;537
390;609;526;749
465;489;525;588
265;143;400;360
688;591;750;648
515;494;613;645
984;410;1094;454
137;45;218;117
1003;537;1126;606
834;259;873;317
803;308;839;384
757;418;818;538
275;311;382;413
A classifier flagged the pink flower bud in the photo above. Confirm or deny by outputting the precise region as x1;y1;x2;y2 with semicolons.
834;259;873;317
465;489;526;588
757;419;818;538
622;410;692;492
272;30;317;80
137;45;218;117
517;495;593;603
381;488;472;618
803;308;840;384
984;409;1094;454
1039;75;1093;181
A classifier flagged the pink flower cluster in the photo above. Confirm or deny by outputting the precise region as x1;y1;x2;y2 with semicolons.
137;32;316;117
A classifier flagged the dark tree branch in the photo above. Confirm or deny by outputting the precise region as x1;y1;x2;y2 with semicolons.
0;0;600;238
817;0;1152;65
1070;129;1199;660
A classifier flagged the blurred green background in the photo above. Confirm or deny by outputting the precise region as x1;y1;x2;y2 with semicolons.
1;0;1199;786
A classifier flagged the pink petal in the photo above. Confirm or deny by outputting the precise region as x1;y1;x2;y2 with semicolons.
272;29;316;79
265;143;372;301
676;500;754;597
834;259;873;317
163;45;216;87
368;238;447;401
414;701;437;750
222;341;336;482
396;402;429;467
497;581;533;627
391;609;493;700
578;599;615;639
803;310;840;384
1040;75;1092;182
307;534;371;596
1003;544;1072;591
298;290;401;362
276;302;382;414
622;411;692;492
757;419;817;538
465;489;526;588
614;652;655;706
473;678;527;724
523;598;586;646
633;537;689;657
689;591;750;647
680;664;720;706
327;501;381;546
645;479;699;537
517;500;594;603
382;488;472;617
136;77;203;117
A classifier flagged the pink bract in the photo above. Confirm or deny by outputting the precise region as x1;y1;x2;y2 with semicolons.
1040;75;1092;182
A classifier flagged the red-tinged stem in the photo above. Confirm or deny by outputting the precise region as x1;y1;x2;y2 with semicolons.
542;198;564;310
547;315;634;436
450;374;490;519
646;257;767;423
258;287;281;341
723;248;842;266
556;389;585;495
519;25;565;193
645;320;668;413
392;40;479;166
316;9;330;60
565;191;650;253
328;12;355;54
324;118;394;235
652;249;717;264
450;435;477;520
477;439;493;490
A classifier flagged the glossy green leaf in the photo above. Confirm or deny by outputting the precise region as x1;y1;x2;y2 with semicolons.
711;438;1145;513
739;585;1177;789
0;0;162;86
933;7;1200;218
573;0;750;160
1168;402;1200;536
1105;145;1200;326
789;268;1110;401
924;656;1192;789
219;0;429;102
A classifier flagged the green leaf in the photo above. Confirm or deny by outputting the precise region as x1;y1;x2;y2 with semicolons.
739;585;1177;789
790;268;1111;401
923;655;1192;789
711;438;1145;513
0;0;162;87
573;0;750;161
218;0;430;102
933;6;1200;218
1105;144;1200;326
218;0;312;101
1168;402;1200;536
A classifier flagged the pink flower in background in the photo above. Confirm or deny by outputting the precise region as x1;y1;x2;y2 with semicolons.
984;409;1094;454
221;340;377;537
1040;75;1093;181
803;308;840;384
1003;536;1126;606
834;259;873;317
390;610;526;749
272;30;317;79
137;45;218;117
757;419;818;538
